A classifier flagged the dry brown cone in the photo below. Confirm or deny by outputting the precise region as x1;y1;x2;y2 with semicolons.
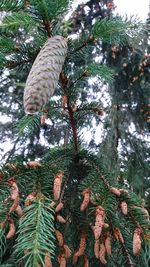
73;252;79;265
93;206;105;240
77;231;87;256
26;161;41;169
56;215;66;224
6;163;17;171
25;192;36;207
80;188;90;211
61;95;68;109
99;243;107;264
6;218;16;239
8;178;19;198
8;178;20;214
55;229;64;247
93;226;103;241
110;187;121;196
40;114;48;125
44;252;53;267
53;171;64;201
15;205;23;217
63;244;71;258
55;202;64;213
94;239;100;258
133;228;142;255
84;256;89;267
103;223;109;229
24;36;67;114
58;252;66;267
71;104;78;112
9;196;20;214
105;234;111;255
114;228;124;243
49;201;56;209
120;201;128;215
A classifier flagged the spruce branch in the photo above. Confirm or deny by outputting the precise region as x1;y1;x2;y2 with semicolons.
87;63;114;84
67;99;78;154
42;18;52;37
5;137;21;163
70;35;95;54
14;194;55;266
0;12;38;32
29;0;72;21
60;72;79;154
5;59;31;69
121;243;134;267
92;16;144;46
0;0;24;11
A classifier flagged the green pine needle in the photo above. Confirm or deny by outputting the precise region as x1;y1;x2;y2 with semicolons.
0;0;24;11
14;195;55;267
30;0;73;20
87;63;114;84
16;115;40;136
0;37;15;53
92;16;144;46
0;11;38;32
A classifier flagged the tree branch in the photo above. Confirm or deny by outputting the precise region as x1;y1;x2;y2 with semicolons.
42;19;52;37
67;102;78;153
121;243;134;267
60;72;79;154
69;35;95;55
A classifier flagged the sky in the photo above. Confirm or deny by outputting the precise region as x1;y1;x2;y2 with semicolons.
73;0;150;21
114;0;149;20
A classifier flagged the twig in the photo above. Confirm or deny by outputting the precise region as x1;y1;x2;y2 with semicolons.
70;35;95;55
68;71;87;88
59;174;70;202
43;19;52;37
128;211;141;230
64;127;69;148
6;59;30;69
4;137;20;163
88;159;110;189
60;72;79;154
67;103;78;153
121;243;134;267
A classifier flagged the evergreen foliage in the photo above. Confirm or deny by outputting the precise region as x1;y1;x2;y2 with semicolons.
0;0;150;266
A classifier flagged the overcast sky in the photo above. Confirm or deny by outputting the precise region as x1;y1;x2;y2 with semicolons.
114;0;149;20
73;0;149;20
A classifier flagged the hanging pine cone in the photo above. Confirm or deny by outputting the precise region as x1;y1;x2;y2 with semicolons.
24;36;67;114
133;228;142;255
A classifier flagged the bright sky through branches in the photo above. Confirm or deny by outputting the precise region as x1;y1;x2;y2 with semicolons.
73;0;149;20
114;0;149;20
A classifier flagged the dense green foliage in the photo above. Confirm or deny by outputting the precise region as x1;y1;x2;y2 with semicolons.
0;0;150;266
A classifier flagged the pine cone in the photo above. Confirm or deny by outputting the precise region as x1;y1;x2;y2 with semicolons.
133;228;142;255
24;36;67;114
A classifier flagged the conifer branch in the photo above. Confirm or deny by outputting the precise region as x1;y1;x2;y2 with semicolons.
70;36;95;54
121;243;134;267
67;102;78;154
6;59;31;69
42;19;52;37
60;72;79;154
128;211;141;229
88;160;110;188
5;137;20;163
